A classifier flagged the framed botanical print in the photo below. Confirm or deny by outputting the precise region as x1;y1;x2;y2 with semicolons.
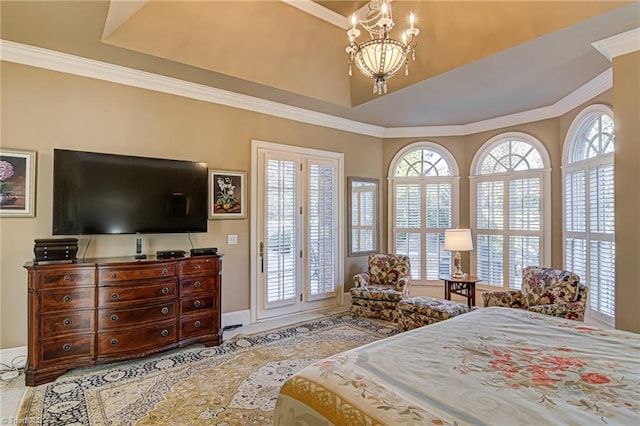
209;170;246;219
0;148;36;217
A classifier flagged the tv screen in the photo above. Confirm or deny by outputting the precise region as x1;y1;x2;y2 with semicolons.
53;149;208;235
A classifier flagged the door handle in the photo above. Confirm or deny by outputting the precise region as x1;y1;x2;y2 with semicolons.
259;242;264;273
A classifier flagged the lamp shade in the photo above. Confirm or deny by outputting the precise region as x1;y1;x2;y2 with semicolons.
444;229;473;251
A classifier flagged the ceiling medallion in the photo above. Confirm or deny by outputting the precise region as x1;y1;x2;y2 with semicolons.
346;0;419;94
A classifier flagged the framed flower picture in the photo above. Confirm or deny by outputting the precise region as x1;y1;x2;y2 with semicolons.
0;148;37;217
209;170;246;219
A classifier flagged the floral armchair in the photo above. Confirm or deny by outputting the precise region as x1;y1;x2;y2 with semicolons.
482;266;588;321
350;253;411;322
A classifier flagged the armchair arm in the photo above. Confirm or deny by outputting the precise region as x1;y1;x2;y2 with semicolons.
353;272;370;287
482;290;526;309
527;301;585;322
396;275;411;299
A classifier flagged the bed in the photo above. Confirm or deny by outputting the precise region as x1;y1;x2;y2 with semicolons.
274;307;640;425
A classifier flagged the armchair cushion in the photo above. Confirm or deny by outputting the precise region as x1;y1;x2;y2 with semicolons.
521;266;580;307
350;285;404;302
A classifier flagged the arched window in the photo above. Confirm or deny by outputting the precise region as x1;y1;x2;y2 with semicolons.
563;105;615;325
389;143;460;285
470;133;551;289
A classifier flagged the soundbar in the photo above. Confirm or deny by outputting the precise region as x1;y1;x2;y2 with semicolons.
190;247;218;256
156;250;186;259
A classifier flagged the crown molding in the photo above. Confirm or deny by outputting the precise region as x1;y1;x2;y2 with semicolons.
0;40;384;138
383;69;612;138
280;0;349;29
0;39;613;140
592;27;640;61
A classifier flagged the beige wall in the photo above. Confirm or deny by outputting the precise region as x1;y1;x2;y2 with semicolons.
0;62;382;349
613;51;640;333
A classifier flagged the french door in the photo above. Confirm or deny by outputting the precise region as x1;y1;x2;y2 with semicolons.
252;141;343;321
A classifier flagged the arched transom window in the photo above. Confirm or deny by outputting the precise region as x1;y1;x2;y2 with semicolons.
563;105;615;326
389;143;460;285
471;133;551;289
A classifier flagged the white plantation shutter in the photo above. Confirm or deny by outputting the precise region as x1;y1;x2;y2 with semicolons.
563;107;615;325
350;180;376;253
477;181;504;229
265;158;298;306
588;164;615;319
395;183;422;280
425;183;452;279
308;160;337;299
477;234;503;287
471;135;550;289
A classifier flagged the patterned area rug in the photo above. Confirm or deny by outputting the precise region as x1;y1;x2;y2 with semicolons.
19;314;396;425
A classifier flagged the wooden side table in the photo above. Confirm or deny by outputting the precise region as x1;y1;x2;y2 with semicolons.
440;274;481;308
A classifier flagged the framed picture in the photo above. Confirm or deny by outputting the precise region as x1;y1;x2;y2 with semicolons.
209;170;246;219
0;148;36;217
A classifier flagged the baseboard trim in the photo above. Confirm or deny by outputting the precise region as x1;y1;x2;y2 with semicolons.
222;309;251;329
343;291;351;307
0;346;27;370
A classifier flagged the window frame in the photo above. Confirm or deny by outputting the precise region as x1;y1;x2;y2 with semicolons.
388;142;460;285
470;132;552;289
561;104;615;326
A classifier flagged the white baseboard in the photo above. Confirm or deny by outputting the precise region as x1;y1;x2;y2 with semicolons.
343;291;351;307
222;309;251;329
0;346;27;370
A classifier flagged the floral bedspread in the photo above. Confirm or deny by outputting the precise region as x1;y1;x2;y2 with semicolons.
274;307;640;425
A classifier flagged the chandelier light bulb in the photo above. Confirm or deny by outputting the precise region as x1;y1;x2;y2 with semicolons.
410;12;415;29
381;2;388;17
351;13;357;31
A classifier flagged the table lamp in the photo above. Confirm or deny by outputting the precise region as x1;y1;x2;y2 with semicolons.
444;229;473;279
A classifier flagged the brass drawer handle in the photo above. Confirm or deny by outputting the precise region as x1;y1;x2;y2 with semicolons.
161;307;169;315
63;318;72;326
64;275;71;281
62;343;71;352
194;281;201;289
112;273;118;279
193;300;201;308
111;293;119;300
161;329;169;337
162;268;168;275
110;338;118;346
161;287;170;295
111;314;118;322
194;264;201;270
63;295;72;303
194;320;201;328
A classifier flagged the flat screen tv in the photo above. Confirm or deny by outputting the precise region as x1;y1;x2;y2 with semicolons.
53;149;208;235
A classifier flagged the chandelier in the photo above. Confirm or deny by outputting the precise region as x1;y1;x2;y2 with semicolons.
346;0;419;94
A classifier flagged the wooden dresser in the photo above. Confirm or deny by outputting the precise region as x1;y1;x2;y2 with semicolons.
24;254;222;386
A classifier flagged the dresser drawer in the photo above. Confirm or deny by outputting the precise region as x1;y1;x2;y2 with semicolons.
98;321;176;356
180;313;217;339
179;276;217;297
180;296;215;315
99;302;176;329
38;268;95;289
40;335;94;364
39;310;94;337
98;263;176;284
39;288;95;313
178;258;218;276
98;280;177;306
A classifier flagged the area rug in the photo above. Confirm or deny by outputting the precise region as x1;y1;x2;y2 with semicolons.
18;313;396;425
